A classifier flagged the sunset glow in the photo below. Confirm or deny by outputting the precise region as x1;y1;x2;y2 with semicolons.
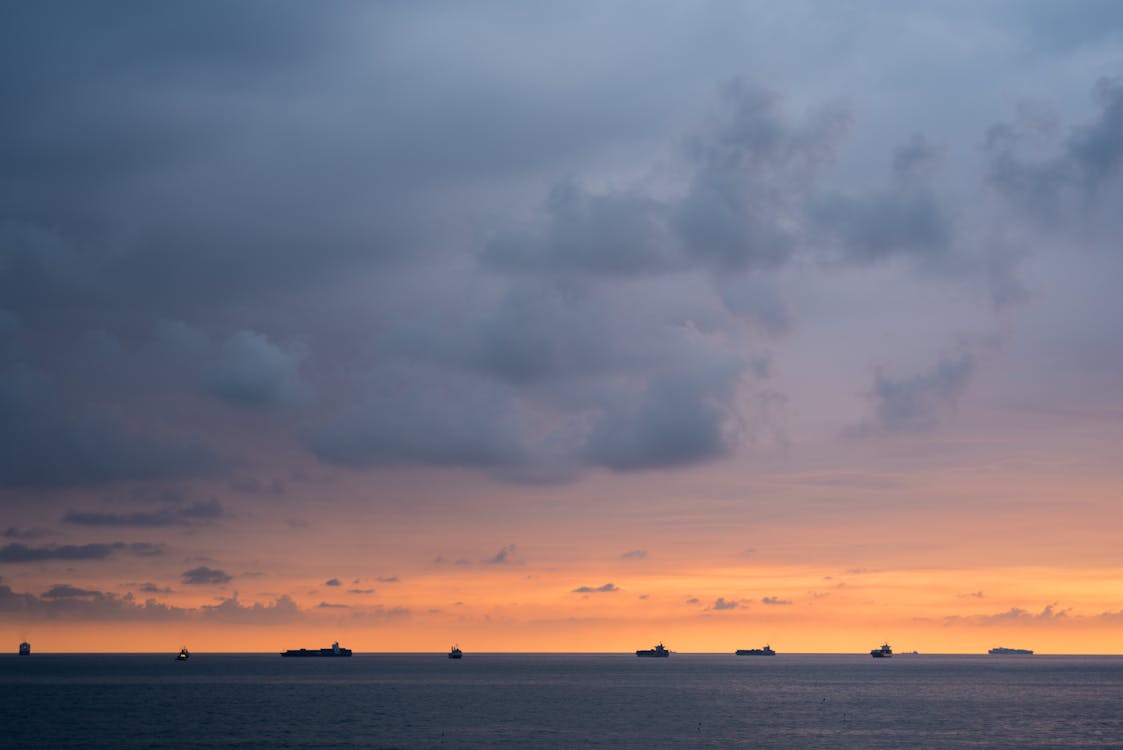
2;3;1122;657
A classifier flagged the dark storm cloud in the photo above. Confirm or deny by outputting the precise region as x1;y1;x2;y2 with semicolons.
674;80;849;271
482;180;675;277
307;367;536;473
572;583;619;593
0;542;162;563
181;566;232;585
482;79;848;279
203;331;310;407
324;578;341;587
808;188;951;264
2;0;1114;509
0;361;223;488
63;499;224;527
580;361;744;471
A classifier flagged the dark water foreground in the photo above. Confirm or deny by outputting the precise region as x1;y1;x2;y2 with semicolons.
2;653;1122;749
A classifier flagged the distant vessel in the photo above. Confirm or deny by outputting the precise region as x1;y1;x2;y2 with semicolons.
735;644;775;656
636;643;670;657
176;647;190;661
448;645;463;659
870;643;893;658
281;641;352;657
989;647;1033;655
18;641;30;656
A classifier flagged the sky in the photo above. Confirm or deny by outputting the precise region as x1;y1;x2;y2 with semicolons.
2;1;1123;654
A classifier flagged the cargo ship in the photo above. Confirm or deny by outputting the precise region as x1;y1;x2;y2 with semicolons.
636;643;670;657
448;645;463;659
988;647;1033;655
18;641;30;656
735;644;775;656
870;643;893;658
281;641;352;657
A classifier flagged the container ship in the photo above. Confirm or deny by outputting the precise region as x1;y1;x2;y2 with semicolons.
281;641;352;657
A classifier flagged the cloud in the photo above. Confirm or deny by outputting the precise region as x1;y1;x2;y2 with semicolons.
0;584;185;620
200;594;301;624
673;79;848;271
0;361;223;488
204;330;310;407
324;578;341;587
317;602;349;609
710;597;738;610
854;350;975;434
572;583;619;593
483;544;518;565
944;603;1070;626
3;527;53;540
761;596;792;605
138;583;174;594
181;566;232;585
376;576;399;583
63;499;224;527
987;77;1123;222
0;541;162;563
621;549;647;559
41;584;103;599
481;179;675;277
307;366;537;475
347;588;375;595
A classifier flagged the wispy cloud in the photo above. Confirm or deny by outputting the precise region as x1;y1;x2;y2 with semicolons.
181;566;232;585
0;542;163;562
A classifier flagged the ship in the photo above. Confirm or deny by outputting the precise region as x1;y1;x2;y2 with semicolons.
989;647;1033;655
176;647;190;661
636;643;670;657
448;645;463;659
18;641;30;656
735;644;775;656
870;643;893;658
280;641;352;657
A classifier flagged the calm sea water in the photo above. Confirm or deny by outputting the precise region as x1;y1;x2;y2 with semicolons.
2;653;1122;749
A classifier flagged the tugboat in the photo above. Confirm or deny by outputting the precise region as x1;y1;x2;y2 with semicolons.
448;645;463;659
636;643;670;657
18;641;30;656
176;647;190;661
870;643;893;658
280;641;352;657
735;644;775;656
989;646;1033;655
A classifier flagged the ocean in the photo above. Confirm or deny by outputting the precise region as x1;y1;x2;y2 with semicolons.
2;653;1121;749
